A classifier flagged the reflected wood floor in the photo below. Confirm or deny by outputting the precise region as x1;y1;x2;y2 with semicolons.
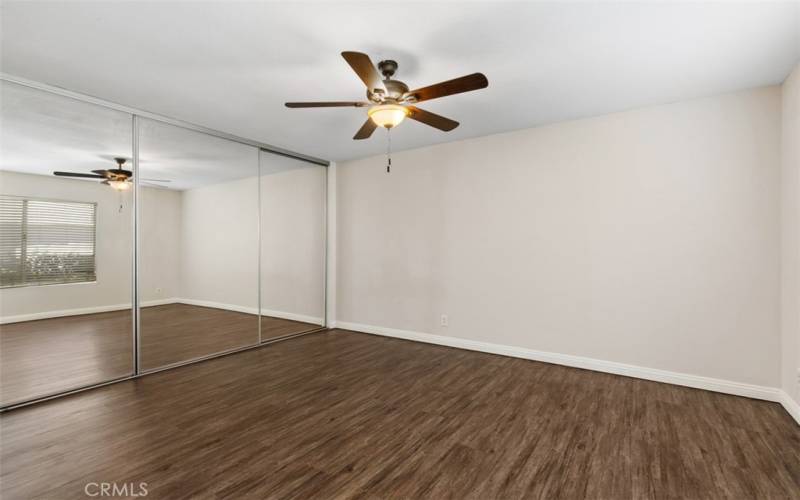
0;304;320;406
1;330;798;499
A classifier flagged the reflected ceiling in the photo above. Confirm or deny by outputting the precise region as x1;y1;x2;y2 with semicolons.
0;81;318;191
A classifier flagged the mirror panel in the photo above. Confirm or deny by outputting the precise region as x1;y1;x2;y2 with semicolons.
259;151;325;341
138;119;260;370
0;81;134;406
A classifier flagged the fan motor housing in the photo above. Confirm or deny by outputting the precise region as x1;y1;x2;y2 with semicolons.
367;79;409;103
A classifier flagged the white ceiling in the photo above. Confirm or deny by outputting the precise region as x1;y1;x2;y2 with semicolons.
1;1;798;163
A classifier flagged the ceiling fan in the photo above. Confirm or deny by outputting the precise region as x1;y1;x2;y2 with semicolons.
285;51;488;140
53;158;171;191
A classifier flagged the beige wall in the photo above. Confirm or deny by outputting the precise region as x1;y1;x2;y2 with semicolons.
336;86;782;388
781;65;800;405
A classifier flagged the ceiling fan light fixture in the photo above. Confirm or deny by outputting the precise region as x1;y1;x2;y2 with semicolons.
368;104;409;129
286;52;486;140
109;179;131;191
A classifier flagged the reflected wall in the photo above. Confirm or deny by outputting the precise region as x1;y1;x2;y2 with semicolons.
259;151;326;340
0;81;133;406
138;119;260;370
0;78;327;407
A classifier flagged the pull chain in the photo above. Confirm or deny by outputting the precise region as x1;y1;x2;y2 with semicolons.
386;127;392;173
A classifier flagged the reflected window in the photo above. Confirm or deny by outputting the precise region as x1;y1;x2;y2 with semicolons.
0;195;97;288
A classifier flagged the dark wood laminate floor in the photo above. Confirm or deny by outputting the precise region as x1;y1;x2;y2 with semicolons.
1;330;798;499
140;304;258;370
0;304;320;406
0;309;134;406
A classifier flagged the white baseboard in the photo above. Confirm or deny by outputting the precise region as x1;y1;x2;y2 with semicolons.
1;298;324;327
335;321;784;405
142;298;180;308
780;391;800;425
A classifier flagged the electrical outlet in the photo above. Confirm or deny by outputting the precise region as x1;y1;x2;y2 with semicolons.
440;314;448;327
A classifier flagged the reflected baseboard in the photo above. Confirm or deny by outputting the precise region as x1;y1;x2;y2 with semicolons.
0;301;159;324
259;307;324;325
0;297;324;326
176;298;324;325
161;297;256;315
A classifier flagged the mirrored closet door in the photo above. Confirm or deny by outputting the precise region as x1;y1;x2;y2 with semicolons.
138;119;260;371
0;81;134;406
259;151;326;341
0;78;327;407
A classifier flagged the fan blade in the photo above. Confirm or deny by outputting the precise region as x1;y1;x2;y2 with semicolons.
404;73;488;103
406;106;459;132
341;51;385;92
353;118;378;140
91;169;110;176
140;178;171;182
285;101;369;108
54;172;106;178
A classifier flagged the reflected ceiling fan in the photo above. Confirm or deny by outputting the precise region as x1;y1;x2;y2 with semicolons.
285;51;489;140
53;158;171;191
